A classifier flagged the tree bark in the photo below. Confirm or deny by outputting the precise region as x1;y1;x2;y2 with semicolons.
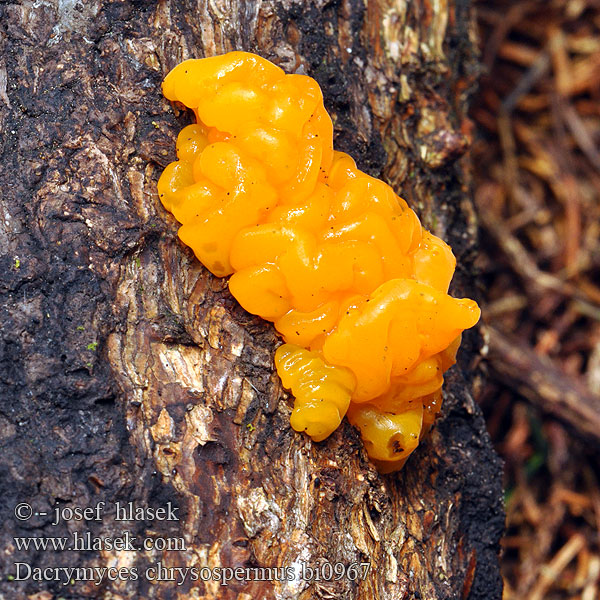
0;1;504;599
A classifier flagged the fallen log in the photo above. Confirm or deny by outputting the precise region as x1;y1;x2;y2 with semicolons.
0;1;503;598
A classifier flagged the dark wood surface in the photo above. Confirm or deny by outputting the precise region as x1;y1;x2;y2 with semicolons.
0;1;503;598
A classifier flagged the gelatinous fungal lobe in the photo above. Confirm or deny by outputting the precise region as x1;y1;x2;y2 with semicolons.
158;51;480;472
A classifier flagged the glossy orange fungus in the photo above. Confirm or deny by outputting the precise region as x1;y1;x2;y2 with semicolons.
158;51;480;472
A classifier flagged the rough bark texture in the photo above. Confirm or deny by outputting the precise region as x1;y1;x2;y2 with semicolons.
0;1;503;599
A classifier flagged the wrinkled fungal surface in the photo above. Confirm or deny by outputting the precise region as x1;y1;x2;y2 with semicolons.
158;52;480;471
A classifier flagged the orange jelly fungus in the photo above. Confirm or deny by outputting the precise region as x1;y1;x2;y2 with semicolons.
158;51;481;472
